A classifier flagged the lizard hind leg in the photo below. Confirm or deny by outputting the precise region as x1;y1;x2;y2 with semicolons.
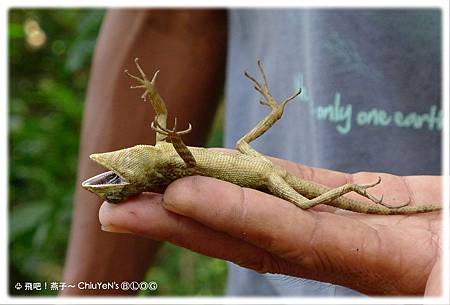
245;60;302;112
301;177;386;209
236;60;302;157
320;177;410;209
266;174;311;209
271;174;405;213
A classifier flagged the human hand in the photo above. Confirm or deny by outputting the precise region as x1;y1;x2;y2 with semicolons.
99;153;442;296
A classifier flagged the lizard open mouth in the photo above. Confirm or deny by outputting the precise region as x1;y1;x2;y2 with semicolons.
81;171;130;187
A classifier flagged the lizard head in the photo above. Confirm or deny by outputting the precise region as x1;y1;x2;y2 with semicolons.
82;145;165;203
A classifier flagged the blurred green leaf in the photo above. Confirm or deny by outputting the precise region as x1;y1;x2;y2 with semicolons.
9;8;105;288
9;22;24;39
9;202;51;240
65;40;96;72
206;100;224;148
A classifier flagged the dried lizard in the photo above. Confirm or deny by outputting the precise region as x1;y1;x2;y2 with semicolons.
82;58;441;215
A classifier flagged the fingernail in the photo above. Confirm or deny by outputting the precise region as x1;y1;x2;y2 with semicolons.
101;225;132;234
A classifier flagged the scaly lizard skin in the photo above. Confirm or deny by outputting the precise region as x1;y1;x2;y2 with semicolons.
82;59;441;215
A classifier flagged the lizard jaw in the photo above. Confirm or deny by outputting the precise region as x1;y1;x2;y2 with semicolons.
82;151;132;188
81;152;135;203
82;151;131;188
81;170;130;188
81;170;132;203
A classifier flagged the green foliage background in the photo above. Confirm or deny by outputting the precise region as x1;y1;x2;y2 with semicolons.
9;9;226;296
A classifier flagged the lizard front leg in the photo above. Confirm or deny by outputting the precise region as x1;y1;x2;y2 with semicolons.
236;60;301;158
151;117;196;174
125;58;168;143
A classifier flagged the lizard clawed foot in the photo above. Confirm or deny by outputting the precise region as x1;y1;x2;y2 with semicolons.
350;177;384;205
376;196;411;209
353;177;411;209
151;116;192;141
244;60;301;112
124;58;160;101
